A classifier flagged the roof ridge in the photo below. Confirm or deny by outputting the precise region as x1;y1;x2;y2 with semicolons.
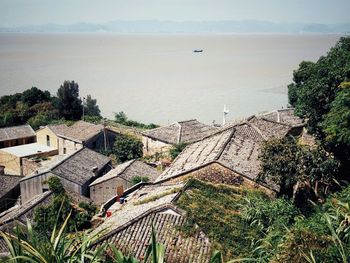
92;203;184;246
214;128;236;160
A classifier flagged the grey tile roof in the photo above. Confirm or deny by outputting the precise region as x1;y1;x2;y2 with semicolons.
156;109;303;186
45;124;70;135
94;204;212;263
0;125;35;142
0;191;52;226
21;147;111;186
90;160;160;186
57;121;104;142
0;175;22;198
51;148;111;186
142;119;218;145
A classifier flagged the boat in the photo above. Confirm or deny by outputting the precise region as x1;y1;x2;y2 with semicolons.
193;49;203;53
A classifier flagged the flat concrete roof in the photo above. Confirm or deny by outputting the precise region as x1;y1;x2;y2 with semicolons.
0;143;56;157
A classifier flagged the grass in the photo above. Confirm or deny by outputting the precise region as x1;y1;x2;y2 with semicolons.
134;188;181;205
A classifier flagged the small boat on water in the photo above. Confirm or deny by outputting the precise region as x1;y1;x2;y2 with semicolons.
193;49;203;53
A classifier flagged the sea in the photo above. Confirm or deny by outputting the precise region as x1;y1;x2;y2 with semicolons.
0;33;342;125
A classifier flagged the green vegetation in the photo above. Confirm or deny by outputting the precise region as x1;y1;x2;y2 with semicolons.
257;136;339;204
169;142;189;160
84;94;101;118
114;111;159;130
288;36;350;173
131;176;150;185
113;134;143;163
176;178;350;262
34;177;97;233
0;81;101;129
134;188;180;205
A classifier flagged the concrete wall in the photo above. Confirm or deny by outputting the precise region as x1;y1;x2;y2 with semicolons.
0;151;21;175
90;177;131;206
20;172;82;203
58;137;83;155
58;130;117;155
172;162;275;196
36;127;59;149
142;136;172;156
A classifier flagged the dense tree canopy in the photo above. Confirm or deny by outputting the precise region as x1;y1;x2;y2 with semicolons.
56;80;83;120
288;36;350;173
113;134;143;163
84;94;101;118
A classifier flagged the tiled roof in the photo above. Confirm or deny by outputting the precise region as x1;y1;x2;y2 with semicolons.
142;120;218;145
21;147;111;186
0;125;35;142
57;121;104;142
0;191;52;226
46;124;70;135
94;204;212;263
0;175;22;198
90;160;160;186
156;109;304;185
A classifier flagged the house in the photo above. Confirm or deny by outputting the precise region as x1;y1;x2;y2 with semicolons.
141;119;218;156
54;121;119;155
0;125;36;149
91;181;212;263
89;160;160;206
0;174;22;212
19;147;111;203
0;143;58;175
36;124;69;149
155;109;305;193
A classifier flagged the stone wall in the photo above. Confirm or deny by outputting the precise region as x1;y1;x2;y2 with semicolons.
22;158;41;176
142;136;172;156
172;162;275;196
90;177;131;207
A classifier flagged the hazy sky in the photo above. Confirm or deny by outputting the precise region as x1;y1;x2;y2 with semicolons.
0;0;349;27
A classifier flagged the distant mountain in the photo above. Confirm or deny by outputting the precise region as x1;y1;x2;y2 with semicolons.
1;20;349;34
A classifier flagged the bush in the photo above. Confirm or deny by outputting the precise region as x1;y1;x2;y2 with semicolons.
113;134;143;163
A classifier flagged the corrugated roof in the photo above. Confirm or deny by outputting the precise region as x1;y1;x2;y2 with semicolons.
90;160;160;186
142;120;218;145
0;125;35;142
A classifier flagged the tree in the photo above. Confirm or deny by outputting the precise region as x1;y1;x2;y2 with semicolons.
21;87;51;107
113;134;143;163
321;82;350;169
56;80;83;120
84;94;101;117
169;142;189;160
258;137;339;202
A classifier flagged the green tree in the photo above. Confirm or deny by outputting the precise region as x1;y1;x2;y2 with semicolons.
258;137;339;201
321;82;350;168
113;134;143;163
84;94;101;117
169;142;189;160
21;86;51;107
56;80;83;120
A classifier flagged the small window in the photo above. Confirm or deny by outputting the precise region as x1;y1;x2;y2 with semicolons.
46;135;50;146
63;148;67;154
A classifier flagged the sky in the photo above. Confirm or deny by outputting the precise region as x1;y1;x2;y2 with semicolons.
0;0;349;27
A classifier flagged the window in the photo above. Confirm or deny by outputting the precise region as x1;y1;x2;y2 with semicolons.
63;147;67;154
46;135;50;146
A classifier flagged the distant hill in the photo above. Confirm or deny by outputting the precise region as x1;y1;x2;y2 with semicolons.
1;20;349;34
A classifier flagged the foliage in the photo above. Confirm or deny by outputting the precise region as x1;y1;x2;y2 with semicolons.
169;142;189;160
144;225;165;263
84;94;101;117
287;36;350;172
134;188;180;205
114;111;159;130
321;82;350;167
257;136;339;202
113;134;143;163
131;176;150;185
56;80;83;120
34;177;96;234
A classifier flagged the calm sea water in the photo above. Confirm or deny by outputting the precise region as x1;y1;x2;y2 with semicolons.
0;33;341;125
